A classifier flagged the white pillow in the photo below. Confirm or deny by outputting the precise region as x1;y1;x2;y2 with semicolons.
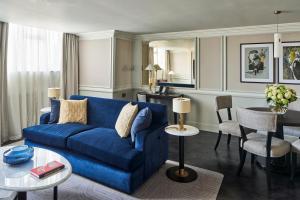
115;103;138;138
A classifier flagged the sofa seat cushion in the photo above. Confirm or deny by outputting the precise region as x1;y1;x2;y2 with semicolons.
67;128;144;171
23;123;95;148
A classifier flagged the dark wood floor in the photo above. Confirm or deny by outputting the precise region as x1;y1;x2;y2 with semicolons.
168;131;300;200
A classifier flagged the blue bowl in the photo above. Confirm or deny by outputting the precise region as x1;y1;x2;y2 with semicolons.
3;145;34;165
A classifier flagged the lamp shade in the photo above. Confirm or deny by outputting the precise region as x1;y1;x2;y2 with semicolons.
145;64;154;71
274;33;282;58
48;88;60;98
153;64;162;71
173;97;191;113
168;70;175;75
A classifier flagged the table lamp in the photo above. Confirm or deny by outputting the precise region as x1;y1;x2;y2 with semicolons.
48;88;61;100
168;70;174;82
173;97;191;131
145;64;154;91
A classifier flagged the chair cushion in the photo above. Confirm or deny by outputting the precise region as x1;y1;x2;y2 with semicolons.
241;132;290;157
284;126;300;137
131;107;152;142
291;139;300;153
67;128;144;171
23;123;95;148
219;120;241;136
48;99;60;124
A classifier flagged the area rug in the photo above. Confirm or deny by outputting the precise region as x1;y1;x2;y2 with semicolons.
27;160;223;200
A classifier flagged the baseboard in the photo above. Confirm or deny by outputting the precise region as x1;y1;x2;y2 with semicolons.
186;120;218;133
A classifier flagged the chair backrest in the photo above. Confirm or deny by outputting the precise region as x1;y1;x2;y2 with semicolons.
137;93;147;102
215;95;232;111
236;107;277;132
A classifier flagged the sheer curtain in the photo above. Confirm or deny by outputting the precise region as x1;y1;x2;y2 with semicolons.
7;24;62;139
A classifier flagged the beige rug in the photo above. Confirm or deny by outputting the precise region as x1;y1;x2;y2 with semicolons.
27;160;223;200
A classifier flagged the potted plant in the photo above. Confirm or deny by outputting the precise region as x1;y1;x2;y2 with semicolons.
265;84;297;114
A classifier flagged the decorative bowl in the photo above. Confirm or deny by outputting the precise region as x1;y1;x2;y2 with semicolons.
3;145;34;165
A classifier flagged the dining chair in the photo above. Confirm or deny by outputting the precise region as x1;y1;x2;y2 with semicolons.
136;93;147;102
290;139;300;181
214;95;241;150
284;126;300;137
236;108;290;188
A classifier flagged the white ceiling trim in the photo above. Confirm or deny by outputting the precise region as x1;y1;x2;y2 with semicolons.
78;30;115;40
135;22;300;40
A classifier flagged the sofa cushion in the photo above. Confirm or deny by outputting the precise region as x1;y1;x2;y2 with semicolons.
59;99;88;124
115;103;138;138
131;107;152;142
23;123;95;148
67;128;144;171
48;99;60;124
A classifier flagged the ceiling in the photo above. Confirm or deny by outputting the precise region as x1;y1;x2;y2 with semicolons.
0;0;300;34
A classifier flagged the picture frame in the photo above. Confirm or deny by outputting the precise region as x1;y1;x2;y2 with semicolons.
278;41;300;85
240;43;274;83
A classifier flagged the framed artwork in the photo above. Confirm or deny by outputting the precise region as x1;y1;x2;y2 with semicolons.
240;43;274;83
279;42;300;84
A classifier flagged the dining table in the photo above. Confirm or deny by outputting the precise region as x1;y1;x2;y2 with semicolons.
247;107;300;173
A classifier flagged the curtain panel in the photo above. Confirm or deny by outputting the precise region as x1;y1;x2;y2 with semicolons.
0;22;9;145
7;24;62;139
62;33;79;99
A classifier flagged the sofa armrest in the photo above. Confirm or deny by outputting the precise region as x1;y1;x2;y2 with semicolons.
135;123;167;151
40;112;50;124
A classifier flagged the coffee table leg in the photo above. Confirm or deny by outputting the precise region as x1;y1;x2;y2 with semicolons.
17;192;27;200
54;186;58;200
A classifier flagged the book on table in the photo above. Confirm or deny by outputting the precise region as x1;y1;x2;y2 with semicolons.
30;161;65;178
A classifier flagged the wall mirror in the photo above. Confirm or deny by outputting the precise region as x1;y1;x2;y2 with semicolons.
142;38;196;88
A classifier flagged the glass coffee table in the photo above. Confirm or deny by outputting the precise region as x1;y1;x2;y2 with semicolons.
0;147;72;200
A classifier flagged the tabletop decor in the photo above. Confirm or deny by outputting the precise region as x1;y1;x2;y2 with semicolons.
240;43;274;83
279;42;300;84
3;145;34;165
173;97;191;131
265;84;297;114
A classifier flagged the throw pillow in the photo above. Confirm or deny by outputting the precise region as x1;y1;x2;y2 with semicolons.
58;99;88;124
115;103;138;138
131;107;152;142
48;99;61;124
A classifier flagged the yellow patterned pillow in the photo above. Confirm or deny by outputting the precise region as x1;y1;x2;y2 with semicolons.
115;103;138;138
58;99;87;124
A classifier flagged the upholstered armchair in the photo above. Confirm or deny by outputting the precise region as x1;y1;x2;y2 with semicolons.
236;108;290;188
214;95;241;150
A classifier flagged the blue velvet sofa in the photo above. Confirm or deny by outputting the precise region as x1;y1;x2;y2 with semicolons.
23;95;168;194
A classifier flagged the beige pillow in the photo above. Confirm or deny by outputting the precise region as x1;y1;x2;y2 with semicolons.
58;99;88;124
115;103;138;138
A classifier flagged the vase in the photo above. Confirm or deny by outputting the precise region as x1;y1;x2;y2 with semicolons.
270;105;288;115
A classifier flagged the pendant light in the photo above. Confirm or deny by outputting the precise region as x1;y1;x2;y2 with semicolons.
274;10;282;58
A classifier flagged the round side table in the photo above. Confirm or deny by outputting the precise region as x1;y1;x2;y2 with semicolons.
165;125;199;183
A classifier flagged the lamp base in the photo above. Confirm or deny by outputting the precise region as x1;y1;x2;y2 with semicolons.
166;166;198;183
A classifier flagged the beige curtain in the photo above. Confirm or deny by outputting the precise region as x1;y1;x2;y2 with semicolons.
164;50;171;81
148;47;154;65
62;33;79;99
0;22;8;145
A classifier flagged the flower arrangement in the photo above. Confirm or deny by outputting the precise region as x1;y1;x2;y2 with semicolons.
265;84;297;114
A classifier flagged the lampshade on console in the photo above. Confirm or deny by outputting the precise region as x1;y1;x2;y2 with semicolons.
48;88;61;99
173;97;191;131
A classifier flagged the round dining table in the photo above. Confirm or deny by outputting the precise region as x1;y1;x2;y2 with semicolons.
247;107;300;173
